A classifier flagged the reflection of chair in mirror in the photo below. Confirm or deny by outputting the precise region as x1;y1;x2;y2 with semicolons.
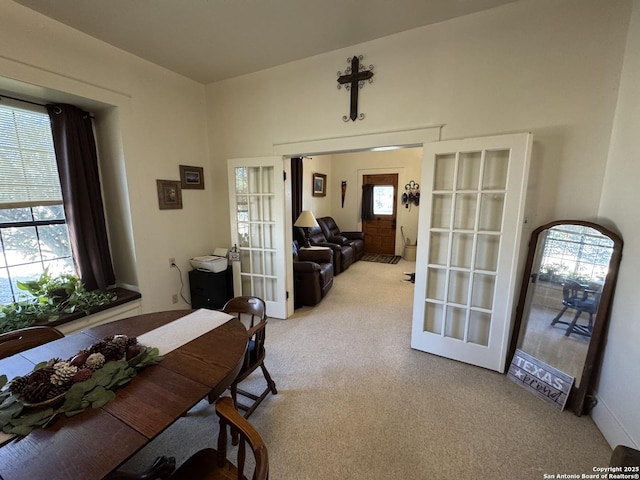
550;280;600;337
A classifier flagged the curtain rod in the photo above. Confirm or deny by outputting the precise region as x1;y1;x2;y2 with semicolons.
0;94;95;118
0;93;47;108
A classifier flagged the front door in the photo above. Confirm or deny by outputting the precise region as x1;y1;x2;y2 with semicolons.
362;173;398;254
227;157;287;319
411;133;533;372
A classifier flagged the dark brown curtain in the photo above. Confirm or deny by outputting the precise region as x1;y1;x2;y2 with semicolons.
361;183;374;221
47;104;115;291
291;157;303;224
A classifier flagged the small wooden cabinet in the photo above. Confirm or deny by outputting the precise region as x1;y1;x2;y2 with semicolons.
189;267;233;310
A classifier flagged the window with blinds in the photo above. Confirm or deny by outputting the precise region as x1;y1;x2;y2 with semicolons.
0;99;75;304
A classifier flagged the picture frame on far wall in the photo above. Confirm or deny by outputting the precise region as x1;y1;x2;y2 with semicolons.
156;179;183;210
313;173;327;197
179;165;205;189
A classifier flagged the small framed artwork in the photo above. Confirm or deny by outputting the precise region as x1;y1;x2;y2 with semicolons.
313;173;327;197
179;165;205;189
156;179;183;210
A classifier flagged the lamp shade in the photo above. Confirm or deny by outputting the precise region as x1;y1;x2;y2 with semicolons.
294;210;319;228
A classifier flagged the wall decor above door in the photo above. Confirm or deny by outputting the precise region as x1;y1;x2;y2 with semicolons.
337;55;374;122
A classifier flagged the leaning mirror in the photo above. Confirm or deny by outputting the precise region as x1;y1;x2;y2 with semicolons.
508;220;623;415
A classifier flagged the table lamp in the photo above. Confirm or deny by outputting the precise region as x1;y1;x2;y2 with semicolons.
294;210;319;248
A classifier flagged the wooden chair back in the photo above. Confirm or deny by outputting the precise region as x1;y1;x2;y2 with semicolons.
169;396;269;480
0;326;64;360
213;296;277;420
222;296;268;374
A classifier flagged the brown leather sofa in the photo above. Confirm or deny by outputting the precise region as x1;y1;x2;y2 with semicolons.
317;216;365;261
296;226;354;274
293;241;334;307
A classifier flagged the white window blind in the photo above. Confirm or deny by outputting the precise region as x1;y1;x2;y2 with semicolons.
0;101;62;209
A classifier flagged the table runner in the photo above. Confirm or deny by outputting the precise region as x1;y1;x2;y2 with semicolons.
137;308;234;355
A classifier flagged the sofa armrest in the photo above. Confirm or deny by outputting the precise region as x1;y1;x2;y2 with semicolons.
343;231;364;241
293;261;320;273
327;235;349;245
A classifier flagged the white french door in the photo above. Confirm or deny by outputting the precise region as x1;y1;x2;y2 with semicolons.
411;133;532;372
227;157;287;319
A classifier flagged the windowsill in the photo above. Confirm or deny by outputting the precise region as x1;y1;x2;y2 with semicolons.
35;287;141;329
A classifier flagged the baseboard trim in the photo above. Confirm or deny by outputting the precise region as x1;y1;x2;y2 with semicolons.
591;394;639;449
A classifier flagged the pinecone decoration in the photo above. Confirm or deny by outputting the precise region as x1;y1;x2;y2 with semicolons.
50;362;78;386
45;357;63;368
110;334;129;347
8;375;29;396
20;380;53;404
89;340;125;362
85;353;105;370
72;368;93;383
49;384;68;398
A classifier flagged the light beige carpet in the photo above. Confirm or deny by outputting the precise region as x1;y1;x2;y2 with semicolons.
123;259;612;479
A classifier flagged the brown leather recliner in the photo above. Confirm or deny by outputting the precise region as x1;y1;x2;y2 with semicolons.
293;241;334;307
295;226;354;274
317;216;365;261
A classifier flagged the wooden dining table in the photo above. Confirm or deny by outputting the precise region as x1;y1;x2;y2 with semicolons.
0;309;248;480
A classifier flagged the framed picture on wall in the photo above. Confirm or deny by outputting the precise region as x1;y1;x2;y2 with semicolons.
313;173;327;197
156;179;183;209
179;165;205;189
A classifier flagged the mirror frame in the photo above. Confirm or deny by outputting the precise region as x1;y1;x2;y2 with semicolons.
508;220;623;415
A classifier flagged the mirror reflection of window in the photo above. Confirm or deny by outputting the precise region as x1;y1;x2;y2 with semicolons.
373;185;394;215
540;225;614;287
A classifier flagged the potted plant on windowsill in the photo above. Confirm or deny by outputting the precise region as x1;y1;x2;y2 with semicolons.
0;269;118;334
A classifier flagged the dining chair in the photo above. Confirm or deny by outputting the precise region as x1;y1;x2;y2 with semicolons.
209;296;277;419
169;396;269;480
0;326;64;359
550;280;600;337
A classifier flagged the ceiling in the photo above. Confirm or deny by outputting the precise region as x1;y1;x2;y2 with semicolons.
14;0;517;84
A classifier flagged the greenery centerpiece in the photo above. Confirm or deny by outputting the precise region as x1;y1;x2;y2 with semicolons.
0;269;117;334
0;334;162;437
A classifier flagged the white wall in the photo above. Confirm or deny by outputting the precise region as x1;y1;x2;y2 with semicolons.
0;1;213;313
593;0;640;449
204;0;635;446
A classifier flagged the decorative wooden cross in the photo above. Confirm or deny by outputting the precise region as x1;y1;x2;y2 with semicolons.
337;55;374;121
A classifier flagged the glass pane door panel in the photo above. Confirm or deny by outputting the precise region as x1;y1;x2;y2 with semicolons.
445;307;466;340
238;223;250;247
240;250;251;271
241;275;252;296
483;150;509;189
236;196;249;221
447;271;470;305
471;273;496;309
250;224;262;248
424;302;443;334
468;312;491;346
434;154;455;191
248;167;261;193
427;268;446;300
249;196;260;220
264;224;275;249
261;166;274;193
457;152;481;190
451;233;474;268
478;193;505;231
429;232;450;265
251;251;264;274
475;235;500;271
264;252;276;276
235;168;248;194
431;195;452;229
454;194;477;230
253;276;264;298
262;196;274;221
